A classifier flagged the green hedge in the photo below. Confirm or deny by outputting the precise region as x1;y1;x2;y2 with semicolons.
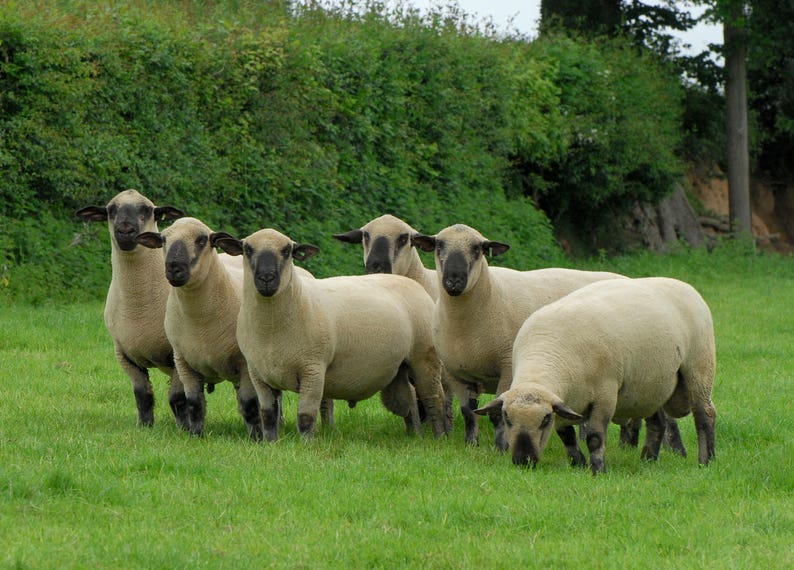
0;1;684;303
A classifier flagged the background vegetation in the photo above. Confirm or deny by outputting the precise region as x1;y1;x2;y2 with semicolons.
1;246;792;568
0;0;687;303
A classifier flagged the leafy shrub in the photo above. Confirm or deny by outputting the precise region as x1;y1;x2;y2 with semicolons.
0;1;688;303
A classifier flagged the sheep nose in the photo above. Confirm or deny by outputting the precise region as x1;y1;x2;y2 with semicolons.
365;260;391;274
166;262;189;286
443;274;467;296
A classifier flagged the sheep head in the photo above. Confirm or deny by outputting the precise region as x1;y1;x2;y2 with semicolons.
474;386;582;467
215;228;318;297
412;224;509;297
333;214;419;276
76;189;183;252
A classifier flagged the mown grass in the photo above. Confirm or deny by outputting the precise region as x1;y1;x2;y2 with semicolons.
1;244;793;568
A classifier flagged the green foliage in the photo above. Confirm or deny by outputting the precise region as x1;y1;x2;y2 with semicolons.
0;1;688;302
526;34;684;235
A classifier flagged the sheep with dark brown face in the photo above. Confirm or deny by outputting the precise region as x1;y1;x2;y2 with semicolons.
474;277;717;474
413;224;626;449
135;217;267;439
75;189;186;427
216;228;446;440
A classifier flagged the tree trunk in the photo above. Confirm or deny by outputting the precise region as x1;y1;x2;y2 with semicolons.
723;4;752;235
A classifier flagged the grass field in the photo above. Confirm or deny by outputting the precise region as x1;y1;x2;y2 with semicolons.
1;245;792;569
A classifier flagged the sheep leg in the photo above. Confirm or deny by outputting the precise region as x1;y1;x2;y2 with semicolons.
380;368;422;435
439;368;457;434
406;358;446;438
583;412;611;475
116;346;155;427
556;425;587;467
492;371;514;451
618;418;642;448
693;402;716;465
174;354;206;437
450;379;479;445
167;368;189;431
296;365;326;438
640;410;666;462
661;412;687;457
236;368;264;441
320;398;335;429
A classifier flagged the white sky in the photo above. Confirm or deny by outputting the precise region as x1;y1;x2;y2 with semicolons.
407;0;722;56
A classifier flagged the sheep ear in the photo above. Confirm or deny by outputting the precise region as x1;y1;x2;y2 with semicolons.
213;234;244;256
210;232;239;250
292;243;320;262
135;232;164;249
552;402;584;422
75;206;108;222
483;240;510;257
473;397;504;416
412;234;436;252
332;229;363;244
154;206;184;222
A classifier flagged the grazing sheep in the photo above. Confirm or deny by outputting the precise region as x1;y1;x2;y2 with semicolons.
413;224;625;449
134;217;267;439
333;214;475;432
474;277;717;474
214;228;446;440
75;189;186;427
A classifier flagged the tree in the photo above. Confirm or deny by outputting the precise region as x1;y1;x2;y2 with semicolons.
722;1;752;234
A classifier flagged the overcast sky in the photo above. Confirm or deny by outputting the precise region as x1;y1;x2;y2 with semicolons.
407;0;722;56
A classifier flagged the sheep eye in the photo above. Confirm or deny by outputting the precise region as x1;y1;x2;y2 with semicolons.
107;205;118;218
436;240;445;254
195;235;208;249
503;412;513;429
139;205;153;219
362;232;371;246
396;234;409;249
540;413;552;430
471;245;482;258
243;244;253;258
281;245;292;259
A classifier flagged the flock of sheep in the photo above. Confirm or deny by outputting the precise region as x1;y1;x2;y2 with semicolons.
76;189;717;474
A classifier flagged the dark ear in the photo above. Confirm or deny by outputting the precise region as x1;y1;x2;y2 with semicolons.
213;233;244;256
75;206;108;222
154;206;184;222
332;229;363;244
292;243;320;262
483;240;510;257
474;397;504;416
412;234;436;252
552;402;584;422
135;232;165;249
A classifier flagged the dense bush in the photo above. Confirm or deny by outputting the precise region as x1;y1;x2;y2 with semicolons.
0;1;685;303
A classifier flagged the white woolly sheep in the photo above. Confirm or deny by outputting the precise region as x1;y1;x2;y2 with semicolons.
413;223;626;449
333;214;477;432
215;228;446;440
76;189;185;427
134;217;269;439
474;277;717;474
333;214;439;298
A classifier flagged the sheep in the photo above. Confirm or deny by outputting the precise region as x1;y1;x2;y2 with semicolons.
333;214;439;298
75;189;186;427
473;277;717;474
333;214;476;432
412;223;627;449
214;228;446;440
133;217;267;439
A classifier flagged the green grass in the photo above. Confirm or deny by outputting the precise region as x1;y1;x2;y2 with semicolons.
2;245;793;568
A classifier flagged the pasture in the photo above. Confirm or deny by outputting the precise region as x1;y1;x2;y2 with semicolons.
1;245;792;568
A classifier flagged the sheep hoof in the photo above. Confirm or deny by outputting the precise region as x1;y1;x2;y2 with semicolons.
297;413;316;437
